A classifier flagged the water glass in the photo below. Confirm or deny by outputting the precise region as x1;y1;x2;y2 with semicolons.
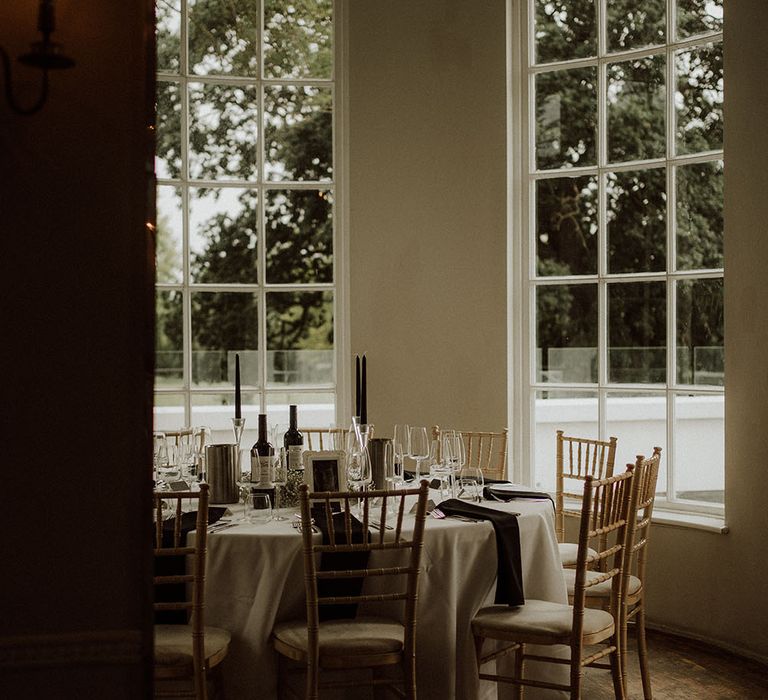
250;493;272;524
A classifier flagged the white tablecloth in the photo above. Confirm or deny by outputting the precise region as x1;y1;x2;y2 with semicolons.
201;494;568;699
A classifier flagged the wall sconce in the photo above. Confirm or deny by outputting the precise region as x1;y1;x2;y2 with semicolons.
0;0;75;116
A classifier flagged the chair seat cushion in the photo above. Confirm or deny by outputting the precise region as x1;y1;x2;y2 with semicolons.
557;542;598;567
154;624;231;669
563;568;642;598
471;599;614;645
273;616;404;661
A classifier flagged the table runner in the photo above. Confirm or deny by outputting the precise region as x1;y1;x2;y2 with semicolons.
436;498;524;606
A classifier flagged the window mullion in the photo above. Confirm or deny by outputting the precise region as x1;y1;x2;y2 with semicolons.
180;0;192;425
665;0;677;502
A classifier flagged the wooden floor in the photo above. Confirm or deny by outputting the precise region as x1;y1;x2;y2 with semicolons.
581;629;768;699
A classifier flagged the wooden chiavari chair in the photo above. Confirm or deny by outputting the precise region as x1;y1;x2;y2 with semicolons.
272;481;429;699
153;484;230;699
556;430;618;567
562;449;662;698
431;425;508;481
472;469;636;700
300;427;350;451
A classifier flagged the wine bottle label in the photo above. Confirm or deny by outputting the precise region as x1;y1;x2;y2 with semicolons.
259;456;272;485
288;445;303;470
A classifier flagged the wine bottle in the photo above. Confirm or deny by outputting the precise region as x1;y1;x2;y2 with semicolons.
251;413;274;485
283;404;304;471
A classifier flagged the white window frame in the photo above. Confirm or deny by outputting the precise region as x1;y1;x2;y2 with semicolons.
508;0;724;517
155;0;349;427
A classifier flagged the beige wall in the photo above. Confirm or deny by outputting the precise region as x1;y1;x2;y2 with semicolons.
348;0;508;436
1;0;153;695
349;0;768;661
642;0;768;661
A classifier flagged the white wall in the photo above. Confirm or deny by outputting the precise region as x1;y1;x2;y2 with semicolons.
347;0;768;662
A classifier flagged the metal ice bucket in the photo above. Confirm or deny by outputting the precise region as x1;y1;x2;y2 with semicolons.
367;437;391;491
205;443;240;504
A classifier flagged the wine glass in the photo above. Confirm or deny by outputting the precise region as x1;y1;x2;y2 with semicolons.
152;432;169;487
346;446;372;517
192;426;210;481
238;486;253;522
446;432;467;497
393;424;410;481
383;439;403;487
408;426;429;482
272;449;288;521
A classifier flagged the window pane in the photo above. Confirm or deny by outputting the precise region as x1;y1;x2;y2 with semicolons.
534;391;598;493
607;168;666;273
533;0;595;64
154;393;186;432
157;0;180;73
605;392;667;494
191;390;260;442
676;160;723;270
536;284;598;383
608;282;666;383
189;188;259;284
156;81;181;179
677;0;723;38
189;83;259;181
536;67;597;170
191;292;259;387
608;55;665;163
264;0;333;79
264;85;333;182
676;278;723;386
266;391;337;431
156;185;183;284
536;176;598;276
266;291;334;387
676;43;723;155
265;189;333;284
674;393;723;504
606;0;665;52
188;0;259;77
156;290;183;386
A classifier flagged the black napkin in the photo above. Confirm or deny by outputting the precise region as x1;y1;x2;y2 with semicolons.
483;484;555;511
154;506;227;624
436;498;524;606
312;505;370;621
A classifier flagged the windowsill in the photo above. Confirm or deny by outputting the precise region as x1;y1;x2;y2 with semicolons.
652;509;728;534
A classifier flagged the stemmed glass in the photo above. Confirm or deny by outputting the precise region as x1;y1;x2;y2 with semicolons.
444;431;467;497
393;424;410;481
153;432;169;488
272;448;288;521
408;426;429;482
383;440;402;488
346;430;372;516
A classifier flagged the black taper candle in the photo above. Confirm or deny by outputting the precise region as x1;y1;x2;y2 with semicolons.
355;354;361;418
361;354;367;424
235;353;242;419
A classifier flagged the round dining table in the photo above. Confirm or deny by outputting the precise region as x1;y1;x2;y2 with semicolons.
197;491;568;699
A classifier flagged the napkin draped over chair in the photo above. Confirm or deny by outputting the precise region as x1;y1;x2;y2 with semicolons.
436;498;524;606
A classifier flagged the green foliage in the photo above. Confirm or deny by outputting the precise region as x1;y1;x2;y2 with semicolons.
534;0;723;384
155;0;334;380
